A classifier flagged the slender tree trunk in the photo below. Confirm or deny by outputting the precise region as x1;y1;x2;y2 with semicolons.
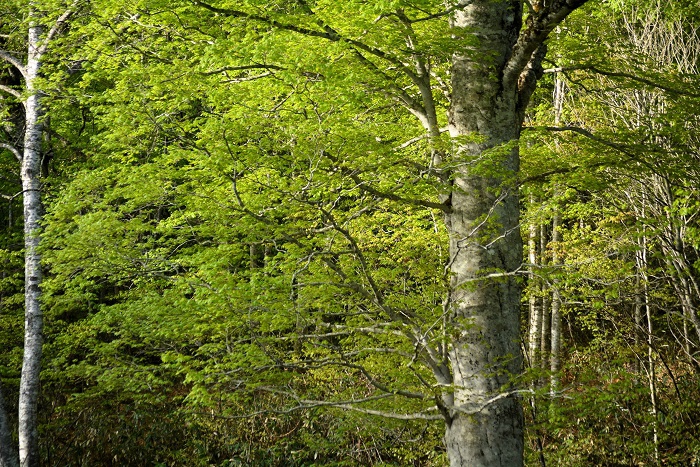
540;223;550;375
633;195;661;463
634;275;644;374
528;208;541;368
683;305;692;360
645;281;660;465
639;229;660;464
549;212;562;398
18;17;45;467
0;5;76;465
548;73;564;400
0;384;19;467
526;200;547;463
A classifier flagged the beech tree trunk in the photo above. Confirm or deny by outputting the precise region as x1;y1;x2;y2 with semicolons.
443;1;587;465
549;74;564;398
444;4;525;466
539;223;550;375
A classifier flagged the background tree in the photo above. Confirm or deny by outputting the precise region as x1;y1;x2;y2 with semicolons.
520;0;700;463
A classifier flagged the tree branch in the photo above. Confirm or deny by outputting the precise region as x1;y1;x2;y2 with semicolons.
0;84;22;99
192;1;425;94
394;127;449;151
452;389;535;416
518;161;610;185
408;1;475;24
202;64;284;76
318;322;406;338
525;125;659;172
0;143;22;161
265;386;441;419
193;1;338;40
317;403;443;420
198;390;444;421
504;0;589;92
0;50;27;80
544;64;700;98
348;172;451;213
37;0;82;56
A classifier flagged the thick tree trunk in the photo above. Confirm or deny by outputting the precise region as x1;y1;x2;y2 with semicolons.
442;1;588;464
18;20;44;467
444;3;525;465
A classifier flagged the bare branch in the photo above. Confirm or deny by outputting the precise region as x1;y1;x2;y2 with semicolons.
0;84;22;99
544;64;700;98
38;0;82;56
0;143;22;161
195;390;444;421
203;64;284;76
452;389;535;416
209;387;545;422
0;50;27;79
267;386;441;419
452;266;525;289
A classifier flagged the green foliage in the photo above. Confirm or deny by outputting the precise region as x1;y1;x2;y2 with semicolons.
30;1;458;463
520;3;700;465
2;0;700;464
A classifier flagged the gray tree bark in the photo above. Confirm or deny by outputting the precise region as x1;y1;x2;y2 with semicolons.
17;17;45;467
528;212;541;368
444;3;528;465
0;4;78;465
539;223;550;374
443;2;587;465
549;75;564;400
0;384;19;467
549;212;562;398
